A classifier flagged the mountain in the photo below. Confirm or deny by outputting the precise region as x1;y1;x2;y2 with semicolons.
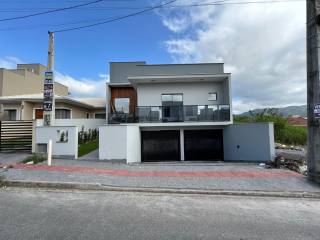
239;105;307;118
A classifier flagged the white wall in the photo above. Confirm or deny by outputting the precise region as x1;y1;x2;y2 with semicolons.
223;123;275;162
126;125;141;163
35;126;78;159
137;82;227;106
99;125;141;163
99;125;127;160
36;119;105;131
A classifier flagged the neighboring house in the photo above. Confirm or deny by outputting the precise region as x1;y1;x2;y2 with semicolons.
0;63;106;121
100;62;275;163
287;115;307;126
0;94;106;121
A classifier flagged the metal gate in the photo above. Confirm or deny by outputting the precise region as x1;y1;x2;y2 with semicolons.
0;120;34;152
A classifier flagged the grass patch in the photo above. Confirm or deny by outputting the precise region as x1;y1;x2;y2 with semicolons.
21;154;47;164
0;174;4;183
78;139;99;157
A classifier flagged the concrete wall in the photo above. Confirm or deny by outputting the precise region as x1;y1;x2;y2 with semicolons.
126;125;141;163
223;123;275;162
137;82;228;106
35;126;78;159
99;125;141;163
110;62;225;84
99;125;127;160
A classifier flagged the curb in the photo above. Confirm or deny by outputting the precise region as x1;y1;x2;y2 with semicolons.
1;180;320;199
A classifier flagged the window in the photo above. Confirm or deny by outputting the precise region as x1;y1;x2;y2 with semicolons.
4;109;17;120
95;113;106;119
114;98;130;113
208;92;217;101
55;109;71;119
161;94;183;106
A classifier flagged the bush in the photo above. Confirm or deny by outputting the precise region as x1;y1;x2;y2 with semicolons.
21;154;46;164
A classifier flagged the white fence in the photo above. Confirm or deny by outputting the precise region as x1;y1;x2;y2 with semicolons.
36;119;106;132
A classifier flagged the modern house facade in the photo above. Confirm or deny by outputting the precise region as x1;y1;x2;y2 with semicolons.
99;62;275;163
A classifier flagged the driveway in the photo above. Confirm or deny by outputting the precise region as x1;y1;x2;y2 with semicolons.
0;152;31;166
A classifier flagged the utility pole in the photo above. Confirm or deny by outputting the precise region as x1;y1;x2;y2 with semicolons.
307;0;320;183
43;31;55;126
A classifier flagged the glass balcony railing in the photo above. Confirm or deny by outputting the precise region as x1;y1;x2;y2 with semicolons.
108;105;231;124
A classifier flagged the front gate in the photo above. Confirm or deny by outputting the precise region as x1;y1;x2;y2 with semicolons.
0;120;34;152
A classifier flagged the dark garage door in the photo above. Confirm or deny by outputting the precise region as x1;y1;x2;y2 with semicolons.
141;130;180;162
184;130;223;161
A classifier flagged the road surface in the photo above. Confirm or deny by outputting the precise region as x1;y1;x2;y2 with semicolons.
0;188;319;240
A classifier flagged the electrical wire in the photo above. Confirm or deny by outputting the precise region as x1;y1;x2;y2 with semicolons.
0;0;107;22
52;0;178;33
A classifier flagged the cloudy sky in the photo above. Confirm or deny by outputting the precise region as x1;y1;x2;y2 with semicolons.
0;0;306;113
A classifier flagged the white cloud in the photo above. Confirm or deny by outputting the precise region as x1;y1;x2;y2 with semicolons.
159;0;306;113
0;56;23;69
55;72;107;97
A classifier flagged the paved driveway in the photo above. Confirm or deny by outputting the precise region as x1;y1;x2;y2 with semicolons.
0;153;31;166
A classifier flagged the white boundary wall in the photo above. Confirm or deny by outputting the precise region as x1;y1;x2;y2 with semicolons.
35;126;78;159
223;123;275;162
36;119;105;131
99;125;141;163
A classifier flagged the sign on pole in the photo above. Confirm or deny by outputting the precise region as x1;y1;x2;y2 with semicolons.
43;71;54;126
314;104;320;119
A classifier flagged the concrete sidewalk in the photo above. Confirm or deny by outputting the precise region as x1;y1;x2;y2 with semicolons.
1;159;320;197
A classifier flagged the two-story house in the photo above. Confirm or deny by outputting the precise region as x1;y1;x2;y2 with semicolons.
99;61;275;163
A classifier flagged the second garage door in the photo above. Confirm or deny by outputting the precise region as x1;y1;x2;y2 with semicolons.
141;130;180;162
184;130;223;161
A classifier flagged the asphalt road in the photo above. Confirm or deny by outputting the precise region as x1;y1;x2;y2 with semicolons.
0;188;319;240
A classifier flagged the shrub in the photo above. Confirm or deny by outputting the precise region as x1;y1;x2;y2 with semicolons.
21;154;46;164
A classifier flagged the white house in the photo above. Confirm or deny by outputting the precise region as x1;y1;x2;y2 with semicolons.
99;62;275;163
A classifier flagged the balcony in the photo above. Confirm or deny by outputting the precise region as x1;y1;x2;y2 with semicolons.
108;105;231;124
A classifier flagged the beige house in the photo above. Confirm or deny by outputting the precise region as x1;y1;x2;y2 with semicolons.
0;63;106;120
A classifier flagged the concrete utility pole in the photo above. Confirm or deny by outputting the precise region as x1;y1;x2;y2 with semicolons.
307;0;320;183
43;31;55;126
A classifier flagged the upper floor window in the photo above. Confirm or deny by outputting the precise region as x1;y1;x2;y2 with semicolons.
208;92;217;101
161;94;183;106
114;98;130;113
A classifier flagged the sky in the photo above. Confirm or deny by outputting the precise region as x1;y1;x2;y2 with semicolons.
0;0;306;114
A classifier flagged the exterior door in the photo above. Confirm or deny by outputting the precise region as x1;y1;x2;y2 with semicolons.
35;109;43;119
184;130;223;161
141;130;180;162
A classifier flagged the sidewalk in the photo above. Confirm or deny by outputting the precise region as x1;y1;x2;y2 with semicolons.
1;159;320;197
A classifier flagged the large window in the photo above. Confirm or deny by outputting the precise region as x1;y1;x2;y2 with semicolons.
114;98;130;113
55;109;71;119
4;109;17;121
161;94;183;122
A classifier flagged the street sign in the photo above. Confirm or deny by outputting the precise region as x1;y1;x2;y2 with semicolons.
314;104;320;118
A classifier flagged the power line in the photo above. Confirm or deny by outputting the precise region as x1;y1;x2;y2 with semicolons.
0;0;304;32
0;0;107;22
53;0;178;33
0;0;304;12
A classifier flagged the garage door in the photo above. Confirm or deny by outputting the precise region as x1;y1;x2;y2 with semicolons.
141;130;180;162
184;130;223;161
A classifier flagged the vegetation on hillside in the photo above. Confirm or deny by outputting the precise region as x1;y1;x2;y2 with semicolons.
234;109;307;146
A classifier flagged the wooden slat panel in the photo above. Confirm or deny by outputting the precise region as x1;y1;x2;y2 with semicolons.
0;120;33;153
